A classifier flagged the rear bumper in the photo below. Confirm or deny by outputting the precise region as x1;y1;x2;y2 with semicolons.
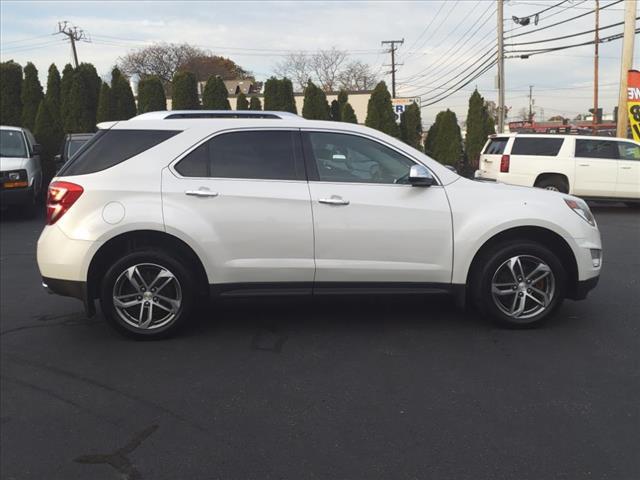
42;277;95;316
0;185;33;207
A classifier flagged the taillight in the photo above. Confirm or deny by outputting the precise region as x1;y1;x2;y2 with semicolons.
46;181;83;225
500;154;510;173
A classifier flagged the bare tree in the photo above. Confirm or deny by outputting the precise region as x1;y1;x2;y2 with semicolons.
118;43;207;85
274;52;313;92
311;47;348;92
337;60;378;91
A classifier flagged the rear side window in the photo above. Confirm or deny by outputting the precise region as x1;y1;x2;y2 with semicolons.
59;129;180;176
483;137;508;155
175;130;303;180
511;137;564;156
575;139;618;160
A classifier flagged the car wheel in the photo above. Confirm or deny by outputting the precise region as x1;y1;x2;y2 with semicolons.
535;177;568;193
100;249;195;339
471;241;566;328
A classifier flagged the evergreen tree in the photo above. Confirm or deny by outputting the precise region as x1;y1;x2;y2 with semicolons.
341;102;358;123
302;80;330;120
424;109;462;167
171;71;199;110
249;96;262;110
110;67;136;120
21;62;43;131
330;100;341;121
365;81;399;138
96;83;113;123
279;78;297;113
202;76;230;109
263;77;278;111
399;102;423;150
34;100;63;182
45;64;61;122
64;70;94;133
137;76;166;113
59;64;74;128
0;61;23;126
337;89;348;107
464;89;496;171
76;63;101;126
236;92;249;110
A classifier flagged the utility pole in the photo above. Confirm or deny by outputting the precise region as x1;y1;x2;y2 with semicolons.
593;0;600;134
616;0;637;138
497;0;505;133
528;85;534;123
57;21;89;68
381;39;404;98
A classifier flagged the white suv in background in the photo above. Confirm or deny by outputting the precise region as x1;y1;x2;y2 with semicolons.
38;111;602;338
476;133;640;206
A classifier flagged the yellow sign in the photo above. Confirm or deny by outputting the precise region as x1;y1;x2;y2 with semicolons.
627;70;640;141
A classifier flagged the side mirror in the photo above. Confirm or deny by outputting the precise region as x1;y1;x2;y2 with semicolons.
408;164;436;187
32;144;42;156
54;154;64;170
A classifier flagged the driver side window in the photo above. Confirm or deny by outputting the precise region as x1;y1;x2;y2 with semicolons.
305;132;415;184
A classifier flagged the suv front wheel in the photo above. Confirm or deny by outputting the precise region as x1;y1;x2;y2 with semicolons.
100;250;195;338
471;241;566;328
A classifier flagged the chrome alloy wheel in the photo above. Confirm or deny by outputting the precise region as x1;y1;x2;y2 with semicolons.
112;263;182;330
544;185;560;192
491;255;556;320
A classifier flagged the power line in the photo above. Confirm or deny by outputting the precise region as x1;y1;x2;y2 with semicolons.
399;2;495;84
400;0;447;62
420;59;498;107
505;29;632;57
403;0;461;62
505;0;624;39
506;19;628;46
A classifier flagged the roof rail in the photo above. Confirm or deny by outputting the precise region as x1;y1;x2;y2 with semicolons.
129;110;304;121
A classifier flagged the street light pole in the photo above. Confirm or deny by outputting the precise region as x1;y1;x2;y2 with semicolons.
497;0;505;133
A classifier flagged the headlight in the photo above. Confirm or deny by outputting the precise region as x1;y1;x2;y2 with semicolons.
564;197;596;227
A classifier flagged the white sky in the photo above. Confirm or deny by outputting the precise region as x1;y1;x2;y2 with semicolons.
1;0;637;125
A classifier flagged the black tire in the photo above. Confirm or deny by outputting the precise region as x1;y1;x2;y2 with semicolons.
535;176;568;193
470;241;566;328
100;249;195;339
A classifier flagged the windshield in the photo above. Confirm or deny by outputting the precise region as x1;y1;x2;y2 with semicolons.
0;130;27;158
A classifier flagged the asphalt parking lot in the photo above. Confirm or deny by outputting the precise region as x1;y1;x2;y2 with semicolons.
0;205;638;480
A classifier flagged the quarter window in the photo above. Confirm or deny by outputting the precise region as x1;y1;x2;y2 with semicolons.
483;137;508;155
511;137;564;156
306;132;415;184
59;129;180;176
575;139;618;160
175;130;302;180
617;141;640;161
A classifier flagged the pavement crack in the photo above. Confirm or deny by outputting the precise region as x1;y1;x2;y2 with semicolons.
3;353;207;432
74;424;158;480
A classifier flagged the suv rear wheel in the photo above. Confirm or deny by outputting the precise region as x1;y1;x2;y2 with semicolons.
471;241;566;328
535;176;568;193
100;249;195;339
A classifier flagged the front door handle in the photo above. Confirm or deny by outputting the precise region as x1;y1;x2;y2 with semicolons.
620;166;632;170
319;196;349;206
578;163;590;167
185;189;219;197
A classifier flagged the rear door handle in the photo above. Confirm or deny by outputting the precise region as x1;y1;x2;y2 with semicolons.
620;166;632;170
185;189;219;197
578;163;590;167
319;196;349;206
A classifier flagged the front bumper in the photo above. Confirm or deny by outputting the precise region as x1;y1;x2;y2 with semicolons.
568;275;600;300
0;185;33;207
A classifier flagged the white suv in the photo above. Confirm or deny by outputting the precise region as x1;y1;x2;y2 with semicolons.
476;133;640;206
37;111;602;338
